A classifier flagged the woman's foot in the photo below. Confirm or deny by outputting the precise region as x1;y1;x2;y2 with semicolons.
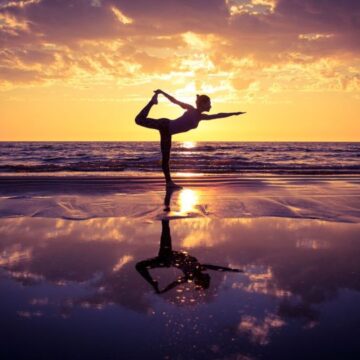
166;181;182;190
151;93;158;105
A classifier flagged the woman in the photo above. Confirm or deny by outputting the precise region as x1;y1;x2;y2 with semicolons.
135;89;246;188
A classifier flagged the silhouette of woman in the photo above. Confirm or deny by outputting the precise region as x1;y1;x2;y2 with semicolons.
135;90;246;188
136;219;243;294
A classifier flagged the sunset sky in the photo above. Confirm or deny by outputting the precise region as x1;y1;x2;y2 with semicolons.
1;0;359;141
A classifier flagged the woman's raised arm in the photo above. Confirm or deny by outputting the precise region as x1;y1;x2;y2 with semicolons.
200;112;246;121
155;89;194;110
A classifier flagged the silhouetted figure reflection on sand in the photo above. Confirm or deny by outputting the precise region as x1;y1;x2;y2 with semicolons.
136;219;243;294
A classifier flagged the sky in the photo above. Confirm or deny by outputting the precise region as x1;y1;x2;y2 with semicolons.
0;0;359;141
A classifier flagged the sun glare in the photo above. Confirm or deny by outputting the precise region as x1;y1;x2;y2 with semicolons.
178;189;199;213
182;141;196;149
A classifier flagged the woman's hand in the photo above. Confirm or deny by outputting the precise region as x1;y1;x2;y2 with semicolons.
234;111;246;115
154;89;164;95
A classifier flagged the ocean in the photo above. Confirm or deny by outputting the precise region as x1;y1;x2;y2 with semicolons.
1;141;360;359
0;141;359;174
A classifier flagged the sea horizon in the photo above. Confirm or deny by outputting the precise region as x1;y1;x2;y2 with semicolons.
1;141;359;175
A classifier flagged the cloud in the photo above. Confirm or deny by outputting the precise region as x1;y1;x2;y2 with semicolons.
0;0;358;102
0;0;41;10
226;0;276;16
110;5;133;24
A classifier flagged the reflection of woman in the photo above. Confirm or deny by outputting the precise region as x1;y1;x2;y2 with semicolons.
135;90;246;188
136;220;242;294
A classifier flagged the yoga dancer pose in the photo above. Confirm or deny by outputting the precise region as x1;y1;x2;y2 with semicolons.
135;90;246;188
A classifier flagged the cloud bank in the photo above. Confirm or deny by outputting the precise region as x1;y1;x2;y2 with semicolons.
0;0;359;101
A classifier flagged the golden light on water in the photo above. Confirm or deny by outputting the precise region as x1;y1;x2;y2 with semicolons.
182;141;196;149
176;172;204;177
178;189;199;213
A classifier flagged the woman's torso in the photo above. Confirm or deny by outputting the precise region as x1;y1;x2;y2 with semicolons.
169;108;201;135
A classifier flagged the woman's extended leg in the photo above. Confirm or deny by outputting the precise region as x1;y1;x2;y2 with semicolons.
135;93;160;129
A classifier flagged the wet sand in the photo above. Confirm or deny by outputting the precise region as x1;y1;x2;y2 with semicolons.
1;174;360;359
1;174;360;222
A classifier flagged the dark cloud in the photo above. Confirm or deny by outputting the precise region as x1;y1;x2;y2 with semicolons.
0;0;359;86
1;0;359;45
225;0;360;61
25;0;125;42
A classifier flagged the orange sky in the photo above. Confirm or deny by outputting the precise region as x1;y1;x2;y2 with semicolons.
1;0;359;141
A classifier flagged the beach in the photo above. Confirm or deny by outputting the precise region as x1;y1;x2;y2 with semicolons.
2;0;359;355
1;171;360;359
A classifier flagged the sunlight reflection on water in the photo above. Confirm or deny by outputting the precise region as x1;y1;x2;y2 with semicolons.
1;216;360;359
178;189;199;213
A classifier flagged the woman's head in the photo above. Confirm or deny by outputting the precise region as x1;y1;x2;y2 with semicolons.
196;94;211;112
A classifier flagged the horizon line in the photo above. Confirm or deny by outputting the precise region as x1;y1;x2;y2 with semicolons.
1;140;359;143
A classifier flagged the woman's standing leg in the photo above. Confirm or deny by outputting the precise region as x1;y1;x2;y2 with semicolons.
160;127;172;183
160;121;182;188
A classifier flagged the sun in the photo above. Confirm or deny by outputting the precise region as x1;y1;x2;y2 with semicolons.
182;141;196;149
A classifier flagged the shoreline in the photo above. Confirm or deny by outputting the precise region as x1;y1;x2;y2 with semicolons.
0;173;359;223
1;173;359;194
1;172;360;178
